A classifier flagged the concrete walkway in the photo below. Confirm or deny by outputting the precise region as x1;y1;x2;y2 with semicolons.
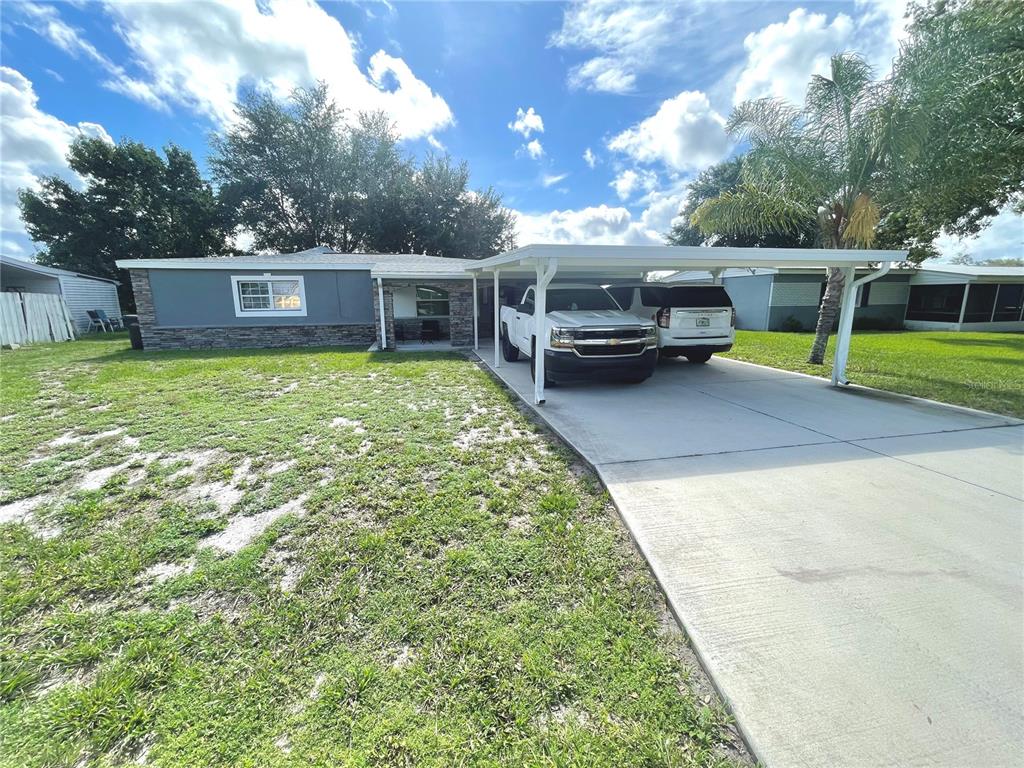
477;351;1024;768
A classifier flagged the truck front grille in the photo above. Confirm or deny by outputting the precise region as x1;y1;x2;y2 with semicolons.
574;343;647;357
574;327;648;341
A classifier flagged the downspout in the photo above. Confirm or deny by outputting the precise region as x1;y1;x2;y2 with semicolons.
831;261;891;386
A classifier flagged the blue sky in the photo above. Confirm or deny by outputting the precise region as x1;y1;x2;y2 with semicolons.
1;0;1020;261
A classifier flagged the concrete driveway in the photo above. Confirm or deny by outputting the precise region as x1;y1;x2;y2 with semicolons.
478;352;1024;768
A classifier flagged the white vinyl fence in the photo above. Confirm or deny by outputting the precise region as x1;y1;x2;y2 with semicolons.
0;292;77;346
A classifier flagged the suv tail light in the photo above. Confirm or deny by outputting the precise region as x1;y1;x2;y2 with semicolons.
656;307;671;328
730;307;736;327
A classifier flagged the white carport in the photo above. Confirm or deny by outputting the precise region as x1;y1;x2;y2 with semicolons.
465;244;906;405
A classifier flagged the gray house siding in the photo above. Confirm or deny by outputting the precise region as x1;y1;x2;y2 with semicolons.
148;268;374;327
721;273;773;330
130;268;378;351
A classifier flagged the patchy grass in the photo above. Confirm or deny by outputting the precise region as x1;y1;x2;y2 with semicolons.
722;330;1024;418
0;336;748;767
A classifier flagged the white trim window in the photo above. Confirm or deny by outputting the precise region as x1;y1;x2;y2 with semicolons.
231;275;307;317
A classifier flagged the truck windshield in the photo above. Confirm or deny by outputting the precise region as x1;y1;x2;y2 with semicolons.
547;288;620;311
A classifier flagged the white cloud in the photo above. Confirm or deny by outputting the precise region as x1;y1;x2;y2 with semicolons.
934;206;1024;263
19;0;452;140
514;182;688;247
541;172;569;188
733;9;855;105
508;106;544;138
550;0;676;93
732;3;910;107
608;91;731;172
520;139;544;160
610;168;658;201
0;67;112;255
583;147;597;169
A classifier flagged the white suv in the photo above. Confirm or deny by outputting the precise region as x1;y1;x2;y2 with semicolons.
607;284;736;363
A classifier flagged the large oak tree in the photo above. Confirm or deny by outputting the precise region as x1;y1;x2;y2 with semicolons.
212;84;517;259
19;139;232;310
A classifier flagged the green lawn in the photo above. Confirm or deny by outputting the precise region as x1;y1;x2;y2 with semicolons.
721;330;1024;418
0;336;747;768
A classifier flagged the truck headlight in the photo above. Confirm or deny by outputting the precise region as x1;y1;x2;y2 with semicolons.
644;326;658;341
550;327;575;348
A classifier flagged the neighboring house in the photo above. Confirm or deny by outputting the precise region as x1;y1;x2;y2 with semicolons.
669;265;1024;332
115;247;487;351
903;265;1024;331
0;254;122;332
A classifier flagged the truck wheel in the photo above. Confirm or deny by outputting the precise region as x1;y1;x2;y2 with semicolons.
529;339;555;387
500;324;519;362
686;352;713;364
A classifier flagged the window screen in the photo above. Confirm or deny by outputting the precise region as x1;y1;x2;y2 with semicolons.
993;284;1024;322
962;284;997;323
416;286;450;317
905;285;965;322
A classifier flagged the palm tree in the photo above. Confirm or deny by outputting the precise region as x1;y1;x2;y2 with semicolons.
692;54;915;363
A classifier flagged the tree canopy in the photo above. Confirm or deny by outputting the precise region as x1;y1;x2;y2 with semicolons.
882;0;1024;245
19;138;232;309
212;84;517;259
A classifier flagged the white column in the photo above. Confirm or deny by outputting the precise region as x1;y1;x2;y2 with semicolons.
957;284;970;328
493;269;501;369
533;258;558;405
831;267;857;386
472;275;479;350
711;268;724;285
376;277;387;350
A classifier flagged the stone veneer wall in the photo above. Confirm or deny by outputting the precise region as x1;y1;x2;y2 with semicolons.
376;279;474;348
128;269;376;351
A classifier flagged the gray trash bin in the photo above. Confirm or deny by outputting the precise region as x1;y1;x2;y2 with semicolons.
124;315;143;350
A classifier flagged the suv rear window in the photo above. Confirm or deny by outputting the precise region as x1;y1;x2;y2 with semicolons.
640;286;733;308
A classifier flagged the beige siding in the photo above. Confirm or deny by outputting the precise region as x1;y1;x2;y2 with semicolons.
770;281;821;307
868;282;909;306
58;276;121;331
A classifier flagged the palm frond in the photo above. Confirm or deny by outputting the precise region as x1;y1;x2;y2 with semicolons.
692;183;815;239
843;193;880;247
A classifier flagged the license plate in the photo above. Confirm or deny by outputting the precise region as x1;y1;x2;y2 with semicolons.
696;317;710;327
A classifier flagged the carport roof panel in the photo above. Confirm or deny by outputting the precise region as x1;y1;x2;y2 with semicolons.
467;244;907;273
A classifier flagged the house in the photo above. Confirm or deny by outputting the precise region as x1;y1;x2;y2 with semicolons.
115;247;484;351
669;264;1024;332
0;254;122;332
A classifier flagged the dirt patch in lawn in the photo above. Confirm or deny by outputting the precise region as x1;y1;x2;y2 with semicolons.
201;494;308;554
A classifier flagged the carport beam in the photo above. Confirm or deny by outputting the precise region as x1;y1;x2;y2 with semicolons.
831;261;891;385
533;258;558;405
493;270;500;369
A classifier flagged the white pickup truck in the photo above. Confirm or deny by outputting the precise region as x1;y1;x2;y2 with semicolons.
499;284;658;385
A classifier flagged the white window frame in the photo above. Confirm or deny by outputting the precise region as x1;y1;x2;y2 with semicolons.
231;274;307;318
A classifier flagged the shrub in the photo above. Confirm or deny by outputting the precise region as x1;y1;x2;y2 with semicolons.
780;315;804;332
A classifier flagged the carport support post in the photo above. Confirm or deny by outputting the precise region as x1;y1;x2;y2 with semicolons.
533;258;558;405
493;270;500;369
472;275;479;350
376;277;387;351
831;267;857;386
831;262;891;385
